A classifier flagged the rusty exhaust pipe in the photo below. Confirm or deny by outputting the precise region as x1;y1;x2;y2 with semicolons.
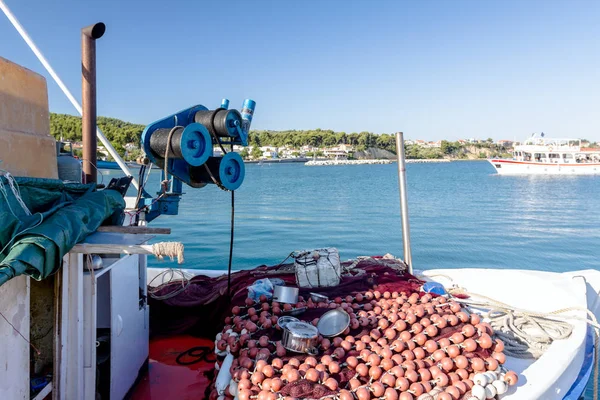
81;22;105;184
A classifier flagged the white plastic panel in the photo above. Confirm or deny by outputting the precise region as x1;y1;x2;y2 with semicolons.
110;255;149;400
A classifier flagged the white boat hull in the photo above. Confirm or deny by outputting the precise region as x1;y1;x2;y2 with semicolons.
489;159;600;175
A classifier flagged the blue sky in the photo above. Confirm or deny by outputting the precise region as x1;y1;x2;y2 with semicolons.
1;0;599;141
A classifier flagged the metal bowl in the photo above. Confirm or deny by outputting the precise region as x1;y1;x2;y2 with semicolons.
317;308;350;337
309;292;329;303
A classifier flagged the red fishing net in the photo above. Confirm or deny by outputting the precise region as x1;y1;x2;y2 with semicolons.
148;257;416;338
149;257;518;400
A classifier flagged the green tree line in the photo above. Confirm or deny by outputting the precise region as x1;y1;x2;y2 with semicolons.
50;113;145;158
49;113;511;160
248;129;397;153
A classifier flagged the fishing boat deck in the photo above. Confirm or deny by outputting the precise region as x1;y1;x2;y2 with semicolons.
134;262;600;400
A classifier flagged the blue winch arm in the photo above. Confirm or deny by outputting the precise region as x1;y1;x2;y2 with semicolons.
139;175;184;223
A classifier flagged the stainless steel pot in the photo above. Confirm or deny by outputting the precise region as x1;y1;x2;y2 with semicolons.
273;285;299;304
277;316;299;330
281;321;319;355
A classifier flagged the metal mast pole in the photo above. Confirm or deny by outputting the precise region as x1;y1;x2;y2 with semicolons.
81;23;104;184
395;132;413;272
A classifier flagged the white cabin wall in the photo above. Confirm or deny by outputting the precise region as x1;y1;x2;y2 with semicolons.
0;276;30;400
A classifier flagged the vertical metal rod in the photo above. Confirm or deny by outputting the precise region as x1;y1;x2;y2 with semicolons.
81;23;105;184
395;132;413;272
0;1;140;189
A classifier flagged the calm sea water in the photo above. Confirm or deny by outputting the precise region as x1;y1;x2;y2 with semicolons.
108;161;600;272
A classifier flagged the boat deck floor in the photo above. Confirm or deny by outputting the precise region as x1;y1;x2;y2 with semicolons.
129;335;214;400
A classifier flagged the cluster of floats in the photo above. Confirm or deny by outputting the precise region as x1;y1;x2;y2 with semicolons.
212;282;518;400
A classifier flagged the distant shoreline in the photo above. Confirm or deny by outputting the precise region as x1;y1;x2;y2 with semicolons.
245;158;489;165
245;158;309;164
306;159;393;166
405;159;450;163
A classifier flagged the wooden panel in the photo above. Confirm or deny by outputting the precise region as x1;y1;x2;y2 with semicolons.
0;56;57;178
0;131;58;178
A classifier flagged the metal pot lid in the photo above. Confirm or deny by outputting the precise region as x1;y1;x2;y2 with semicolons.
317;309;350;337
286;321;318;338
277;316;299;329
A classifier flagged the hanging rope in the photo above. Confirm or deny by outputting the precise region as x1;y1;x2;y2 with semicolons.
0;171;31;216
3;171;31;215
162;126;183;192
227;189;235;299
151;242;185;264
0;172;44;255
80;159;104;185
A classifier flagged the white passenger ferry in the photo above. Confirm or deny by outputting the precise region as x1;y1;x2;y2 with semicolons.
489;134;600;175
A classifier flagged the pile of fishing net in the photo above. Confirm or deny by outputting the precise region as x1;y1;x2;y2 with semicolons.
204;258;518;400
148;257;410;337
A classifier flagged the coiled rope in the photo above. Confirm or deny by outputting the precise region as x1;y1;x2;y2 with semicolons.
449;290;576;358
147;268;192;301
447;285;599;400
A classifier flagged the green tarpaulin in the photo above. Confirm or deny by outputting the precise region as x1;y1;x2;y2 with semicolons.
0;176;125;286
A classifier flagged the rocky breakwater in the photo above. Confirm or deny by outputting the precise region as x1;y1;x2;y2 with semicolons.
405;159;451;163
306;159;393;166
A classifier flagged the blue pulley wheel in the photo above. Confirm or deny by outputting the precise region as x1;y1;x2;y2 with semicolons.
179;123;212;166
219;152;245;191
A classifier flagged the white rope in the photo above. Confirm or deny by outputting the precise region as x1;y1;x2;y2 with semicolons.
151;242;185;264
3;172;31;215
147;268;192;300
0;171;31;217
0;177;17;217
455;295;574;358
0;172;44;255
448;287;600;357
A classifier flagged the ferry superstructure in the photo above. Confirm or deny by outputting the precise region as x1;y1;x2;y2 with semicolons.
489;135;600;175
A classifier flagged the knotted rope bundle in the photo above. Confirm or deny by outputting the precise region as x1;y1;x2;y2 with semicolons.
151;241;185;264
